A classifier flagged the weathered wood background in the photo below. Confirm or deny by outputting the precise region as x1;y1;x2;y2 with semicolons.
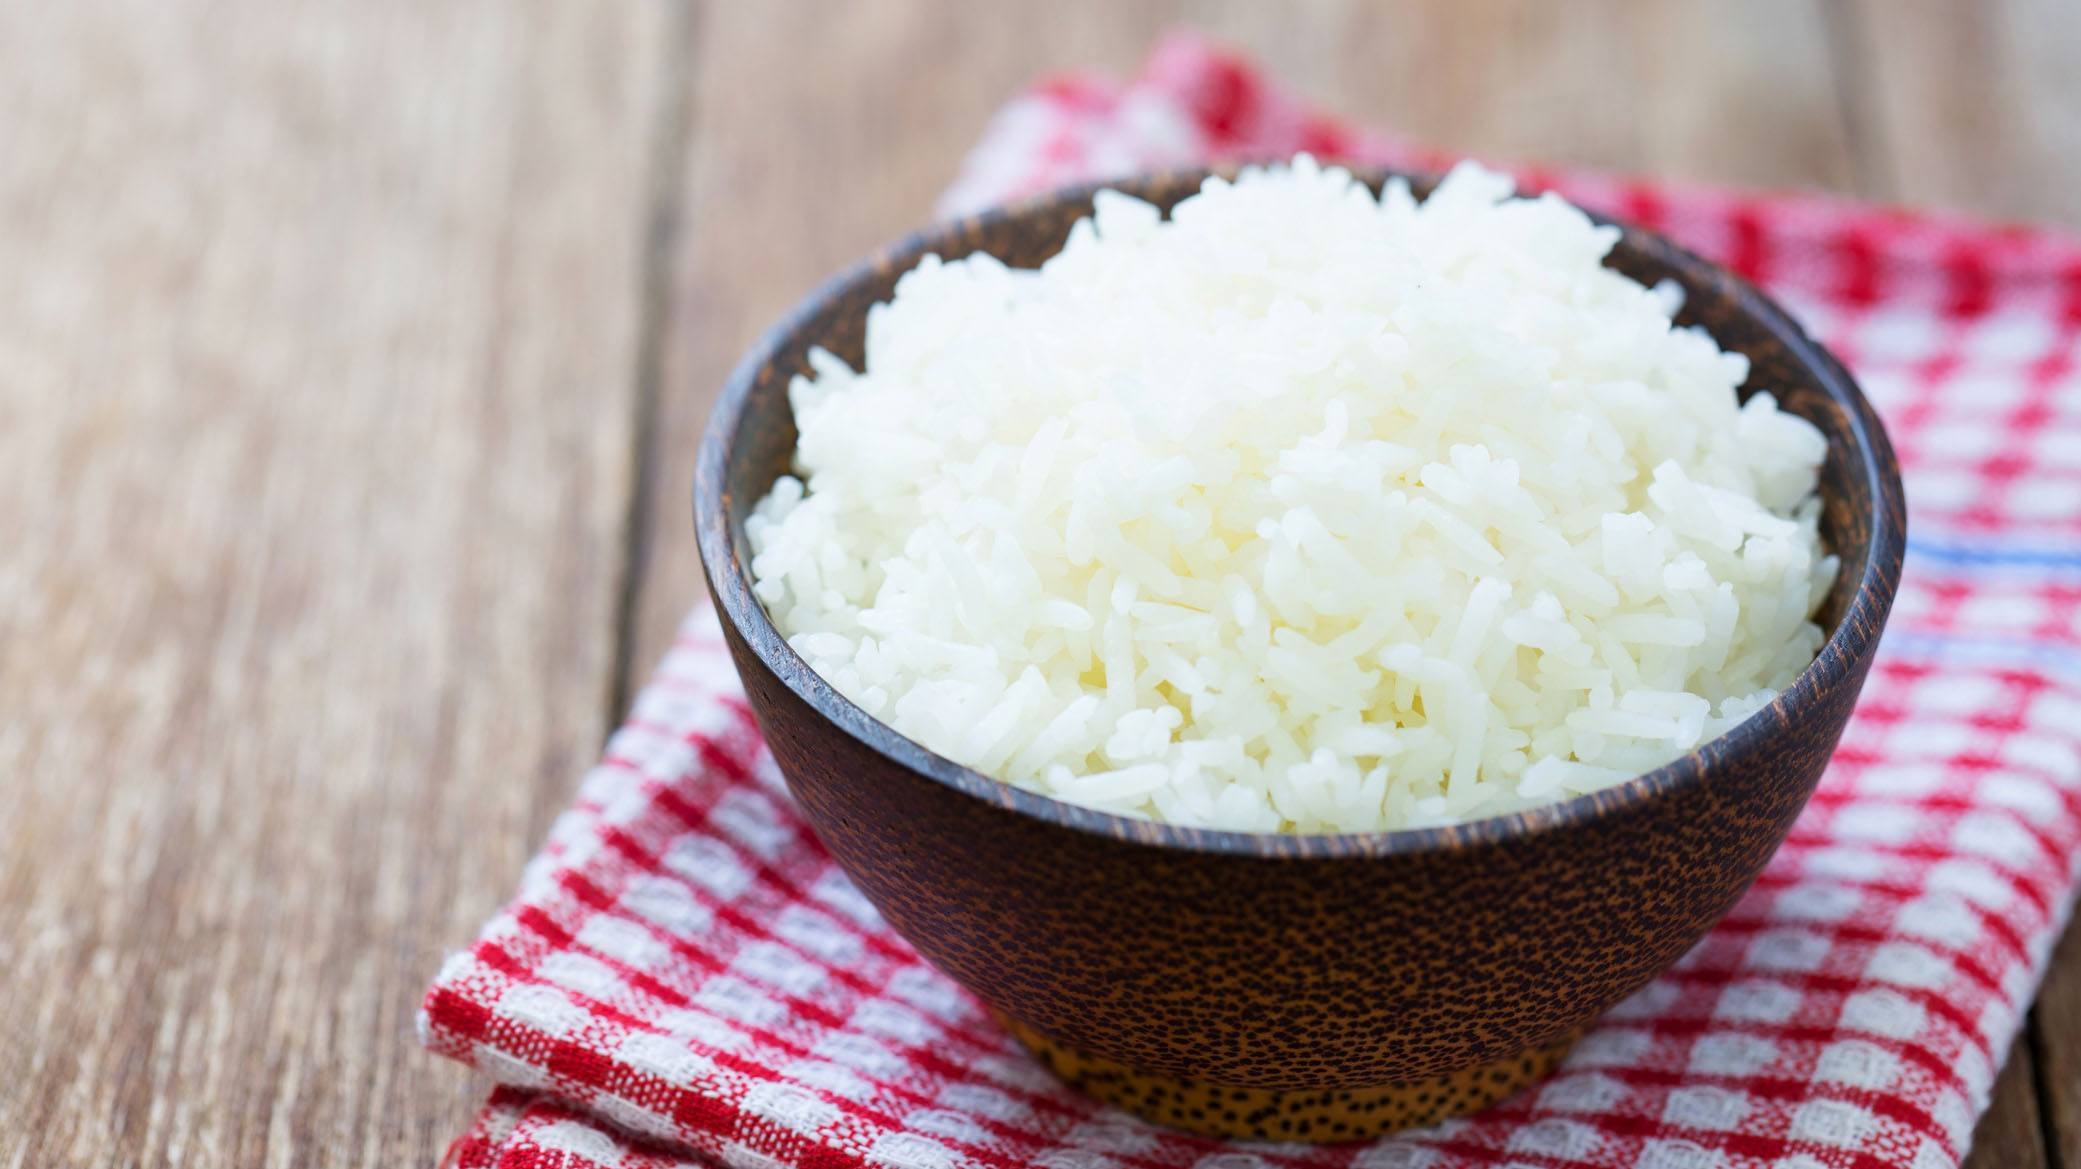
1;2;2075;1165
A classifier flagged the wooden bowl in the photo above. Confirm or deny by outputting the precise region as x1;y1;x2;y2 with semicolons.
694;168;1907;1142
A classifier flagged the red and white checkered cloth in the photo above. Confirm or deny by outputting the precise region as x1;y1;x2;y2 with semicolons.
422;33;2081;1169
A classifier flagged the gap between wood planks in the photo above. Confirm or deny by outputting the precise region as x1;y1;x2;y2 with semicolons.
607;0;703;734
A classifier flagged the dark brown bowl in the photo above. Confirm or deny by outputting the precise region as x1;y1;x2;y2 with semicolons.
695;168;1907;1141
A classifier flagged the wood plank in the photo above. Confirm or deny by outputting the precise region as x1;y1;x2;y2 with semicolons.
631;0;1856;679
1841;0;2081;228
2037;917;2081;1167
1967;1030;2054;1169
1208;0;1855;190
0;2;671;1165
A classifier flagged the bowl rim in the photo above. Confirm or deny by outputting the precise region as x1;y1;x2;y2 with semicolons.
695;165;1908;859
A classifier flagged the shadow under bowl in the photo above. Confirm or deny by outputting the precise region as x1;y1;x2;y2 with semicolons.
694;168;1907;1141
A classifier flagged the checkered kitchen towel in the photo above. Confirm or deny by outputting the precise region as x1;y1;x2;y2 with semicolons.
421;33;2081;1169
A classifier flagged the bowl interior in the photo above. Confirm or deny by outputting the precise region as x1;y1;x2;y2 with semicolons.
698;167;1906;853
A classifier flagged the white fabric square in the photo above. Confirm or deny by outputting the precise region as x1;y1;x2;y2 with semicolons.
1954;811;2044;864
1607;980;1683;1019
577;913;670;970
1506;1118;1598;1157
1980;996;2019;1049
1928;858;2018;910
1895;896;1984;946
619;874;715;935
497;983;588;1036
1569;1029;1654;1067
1192;1155;1271;1169
935;1082;1026;1122
2032;427;2081;471
960;1053;1048;1095
849;999;938;1045
474;1043;551;1090
663;836;752;899
1769;882;1862;923
887;964;973;1020
1687;1033;1780;1076
1830;803;1931;845
1799;847;1897;882
607;725;694;778
617;1029;718;1086
712;788;795;859
2032;689;2081;729
1922;421;2006;461
1351;1146;1440;1168
773;903;866;964
693;975;783;1026
812;1031;910;1078
538;951;627;1003
1787;1099;1876;1148
743;1082;840;1135
1033;1151;1116;1169
1864;941;1954;990
1963;310;2056;362
1064;1118;1159;1154
904;1109;993;1144
631;687;710;731
534;1119;625;1160
1745;929;1832;973
1857;306;1946;364
2010;473;2081;520
655;1005;749;1051
1904;466;1982;511
1713;980;1802;1023
1537;1072;1629;1113
1982;762;2071;813
592;1092;680;1142
1840;988;1928;1039
1661;1085;1748;1131
1957;591;2050;633
1636;1140;1726;1169
1814;1039;1900;1088
731;940;826;996
2009;955;2042;1002
781;1058;876;1101
1848;762;1950;797
812;868;885;926
1934;1089;1979;1144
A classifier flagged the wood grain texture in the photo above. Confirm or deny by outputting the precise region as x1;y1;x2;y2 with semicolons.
0;2;671;1165
1969;1032;2054;1169
1841;0;2081;229
2037;917;2081;1167
3;0;2076;1164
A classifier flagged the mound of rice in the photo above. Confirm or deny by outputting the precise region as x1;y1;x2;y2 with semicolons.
747;157;1835;832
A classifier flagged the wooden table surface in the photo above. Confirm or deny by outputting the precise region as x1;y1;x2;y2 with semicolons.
2;2;2076;1165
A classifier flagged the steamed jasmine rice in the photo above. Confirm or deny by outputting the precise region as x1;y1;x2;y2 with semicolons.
747;156;1835;833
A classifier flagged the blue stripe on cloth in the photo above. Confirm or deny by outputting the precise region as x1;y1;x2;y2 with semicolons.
1907;535;2081;574
1882;631;2081;684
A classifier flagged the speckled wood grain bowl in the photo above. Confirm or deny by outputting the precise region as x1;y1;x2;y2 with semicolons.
694;167;1907;1143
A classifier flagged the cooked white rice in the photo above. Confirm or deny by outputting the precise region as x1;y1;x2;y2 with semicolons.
747;157;1835;832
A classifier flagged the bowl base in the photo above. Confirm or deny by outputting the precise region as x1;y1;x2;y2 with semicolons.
998;1013;1580;1142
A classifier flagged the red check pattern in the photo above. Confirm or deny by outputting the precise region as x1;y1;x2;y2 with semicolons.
421;33;2081;1169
